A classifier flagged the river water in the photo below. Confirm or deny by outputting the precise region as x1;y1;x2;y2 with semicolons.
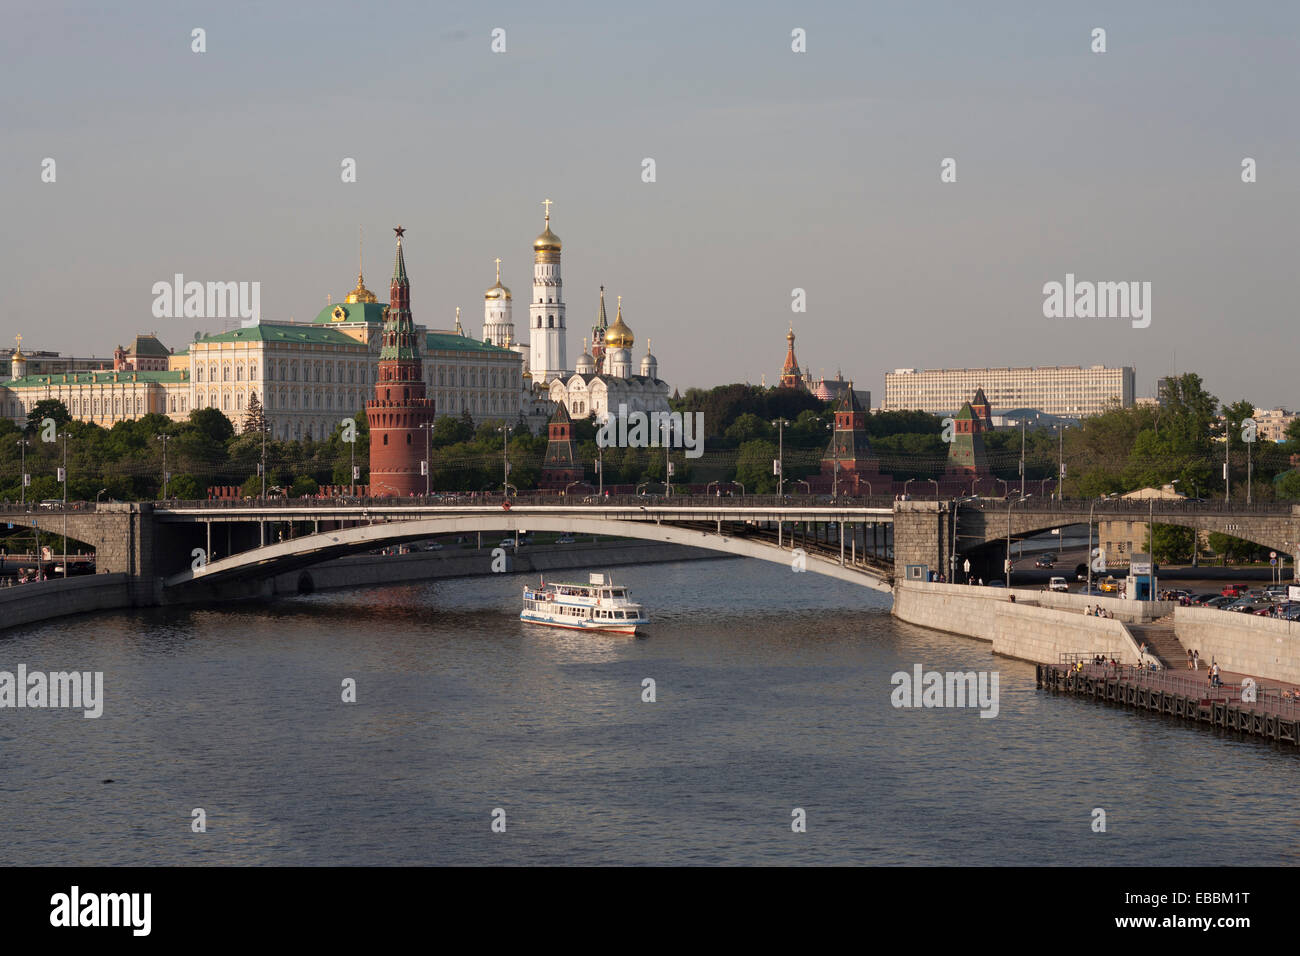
2;558;1296;865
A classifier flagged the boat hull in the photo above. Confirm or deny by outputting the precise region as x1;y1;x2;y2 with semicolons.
520;613;641;636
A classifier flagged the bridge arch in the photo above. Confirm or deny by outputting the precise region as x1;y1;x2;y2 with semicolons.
163;514;893;593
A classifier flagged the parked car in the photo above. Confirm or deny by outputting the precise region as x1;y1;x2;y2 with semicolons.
1202;595;1234;609
1049;577;1069;592
1222;584;1247;598
1191;592;1220;606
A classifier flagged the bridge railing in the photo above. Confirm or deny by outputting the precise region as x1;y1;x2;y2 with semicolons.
131;493;903;512
961;497;1296;517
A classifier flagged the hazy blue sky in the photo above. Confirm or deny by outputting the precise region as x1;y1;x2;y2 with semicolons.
3;1;1297;406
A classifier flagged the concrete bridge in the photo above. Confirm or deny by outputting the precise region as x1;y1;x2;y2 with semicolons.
14;497;898;603
9;495;1297;605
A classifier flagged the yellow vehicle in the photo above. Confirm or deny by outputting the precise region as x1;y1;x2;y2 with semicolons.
1099;576;1120;593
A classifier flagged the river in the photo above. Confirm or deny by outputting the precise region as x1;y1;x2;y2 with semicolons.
2;558;1296;865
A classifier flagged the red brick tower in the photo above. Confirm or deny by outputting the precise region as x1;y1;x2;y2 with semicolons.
540;401;584;490
366;227;435;496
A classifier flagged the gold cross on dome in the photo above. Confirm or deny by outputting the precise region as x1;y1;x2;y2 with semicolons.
542;198;553;222
494;257;502;281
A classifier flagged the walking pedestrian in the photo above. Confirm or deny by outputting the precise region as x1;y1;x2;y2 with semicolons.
1193;649;1199;671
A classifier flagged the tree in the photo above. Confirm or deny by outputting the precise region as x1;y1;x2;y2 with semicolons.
26;399;71;434
734;439;779;494
242;393;268;435
1145;524;1195;565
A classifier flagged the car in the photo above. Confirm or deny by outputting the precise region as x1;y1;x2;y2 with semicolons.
556;536;575;545
39;499;61;510
1222;584;1247;598
497;538;516;549
1075;564;1088;581
1049;577;1069;592
1099;576;1120;593
1191;592;1220;606
1202;595;1233;609
1035;557;1055;569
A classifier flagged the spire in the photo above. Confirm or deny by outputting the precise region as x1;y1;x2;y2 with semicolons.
455;306;464;336
597;286;607;329
345;225;377;304
392;225;408;283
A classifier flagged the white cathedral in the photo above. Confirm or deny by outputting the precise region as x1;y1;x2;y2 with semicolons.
481;201;671;426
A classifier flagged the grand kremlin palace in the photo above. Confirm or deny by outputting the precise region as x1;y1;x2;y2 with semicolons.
1;270;525;441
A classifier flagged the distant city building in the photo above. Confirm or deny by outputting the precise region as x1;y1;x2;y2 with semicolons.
884;365;1134;418
1253;408;1297;443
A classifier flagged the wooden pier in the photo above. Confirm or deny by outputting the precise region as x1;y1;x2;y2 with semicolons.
1037;662;1300;747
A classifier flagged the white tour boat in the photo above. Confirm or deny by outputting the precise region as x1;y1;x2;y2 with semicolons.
520;573;648;635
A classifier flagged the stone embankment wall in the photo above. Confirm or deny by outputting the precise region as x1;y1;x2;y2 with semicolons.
892;580;1147;665
0;573;131;632
1174;607;1300;684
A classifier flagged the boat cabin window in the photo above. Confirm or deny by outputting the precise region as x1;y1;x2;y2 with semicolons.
611;589;626;598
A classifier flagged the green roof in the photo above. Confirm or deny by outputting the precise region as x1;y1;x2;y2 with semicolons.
198;323;364;347
127;334;170;357
312;301;388;326
4;370;189;387
425;332;513;354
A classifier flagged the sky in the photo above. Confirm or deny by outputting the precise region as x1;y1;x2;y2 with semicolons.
2;0;1297;407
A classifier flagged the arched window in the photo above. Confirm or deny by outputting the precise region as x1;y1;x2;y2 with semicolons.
236;365;244;381
196;366;204;382
383;434;389;446
548;316;554;328
406;433;411;445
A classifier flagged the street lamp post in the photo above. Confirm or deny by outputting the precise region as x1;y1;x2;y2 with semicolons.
927;478;939;498
1087;498;1097;595
995;477;1008;497
771;418;788;501
904;478;916;498
155;433;170;500
60;431;68;579
501;424;510;495
1007;494;1032;588
1019;419;1026;500
420;422;434;496
16;438;30;506
596;444;604;498
661;419;672;498
260;419;267;500
1224;421;1232;502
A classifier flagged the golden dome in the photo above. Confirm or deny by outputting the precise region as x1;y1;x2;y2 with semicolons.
485;257;512;300
534;226;561;253
534;199;561;254
345;272;377;304
604;296;634;348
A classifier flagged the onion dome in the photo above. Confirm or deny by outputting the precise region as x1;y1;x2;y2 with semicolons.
639;338;658;378
534;200;561;256
604;295;634;348
485;257;512;300
576;350;595;374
